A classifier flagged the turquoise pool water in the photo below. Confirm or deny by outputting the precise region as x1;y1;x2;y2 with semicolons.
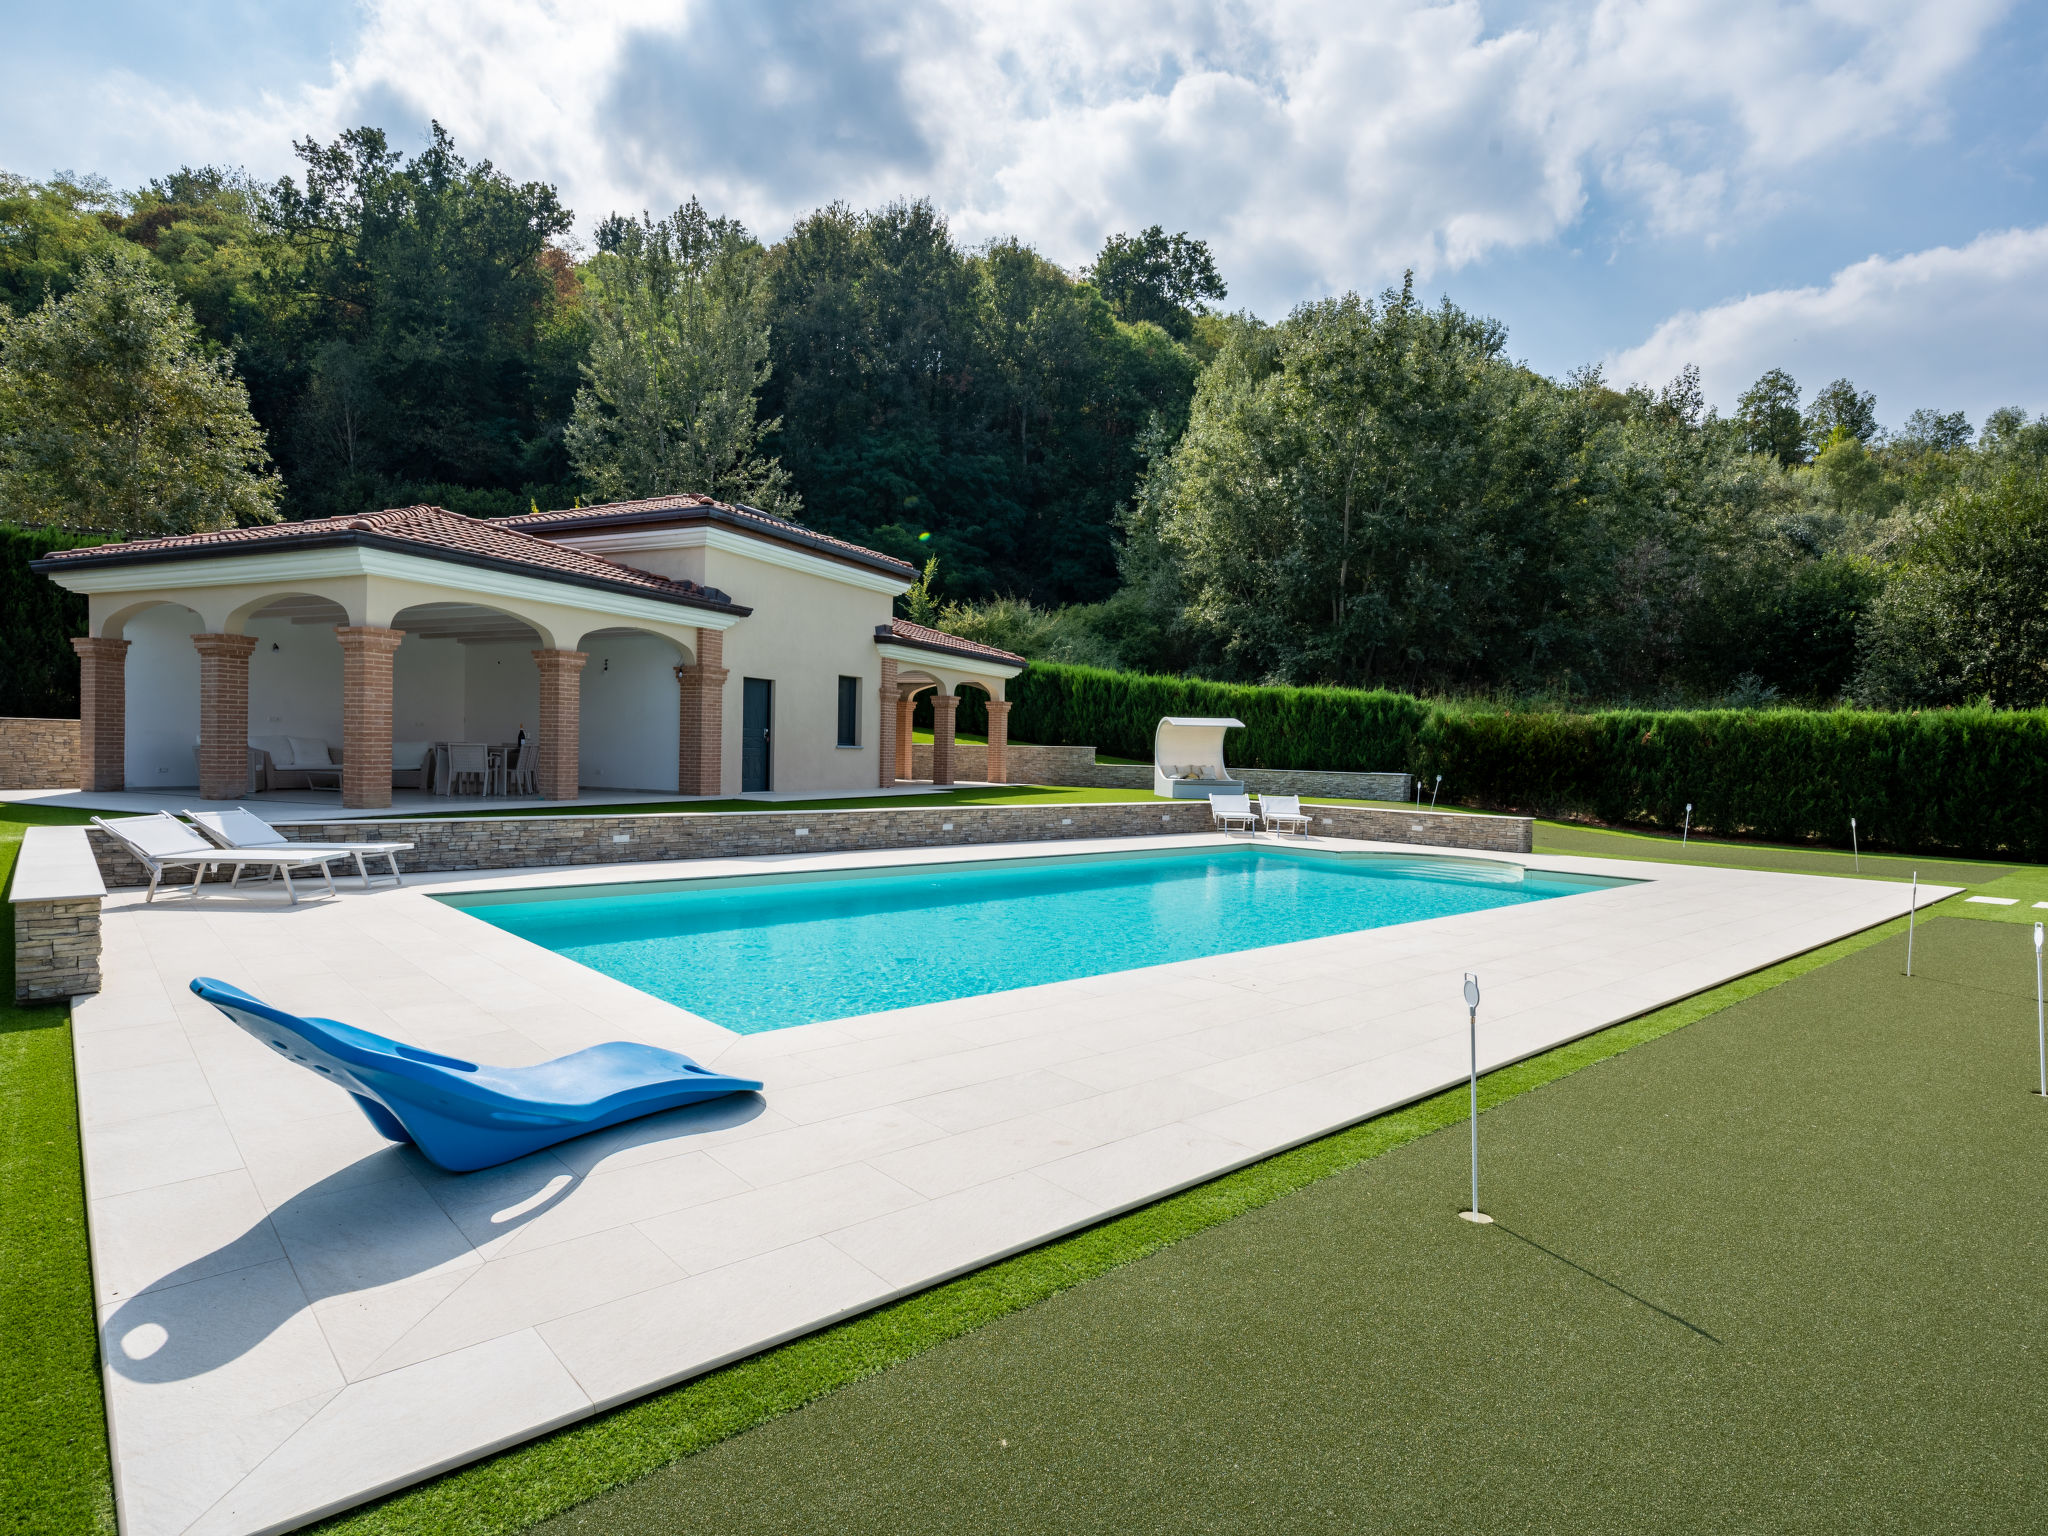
438;846;1627;1034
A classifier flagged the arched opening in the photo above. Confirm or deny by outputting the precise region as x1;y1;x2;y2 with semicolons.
117;601;204;788
577;627;687;791
241;596;349;771
389;603;547;767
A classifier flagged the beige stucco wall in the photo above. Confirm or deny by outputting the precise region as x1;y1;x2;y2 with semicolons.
703;549;894;794
588;539;900;794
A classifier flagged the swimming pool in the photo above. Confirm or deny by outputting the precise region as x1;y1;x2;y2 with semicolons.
438;846;1631;1034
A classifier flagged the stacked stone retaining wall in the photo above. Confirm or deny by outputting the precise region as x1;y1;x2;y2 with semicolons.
13;898;101;1002
909;741;1142;788
82;800;1531;888
0;716;80;788
906;741;1412;801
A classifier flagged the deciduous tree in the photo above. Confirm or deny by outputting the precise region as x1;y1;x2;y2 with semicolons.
0;255;280;535
566;200;797;514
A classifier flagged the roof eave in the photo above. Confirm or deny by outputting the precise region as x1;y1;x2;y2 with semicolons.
874;630;1028;670
31;531;753;617
519;505;918;580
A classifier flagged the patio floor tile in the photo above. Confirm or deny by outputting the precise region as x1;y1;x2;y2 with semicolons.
70;832;1951;1535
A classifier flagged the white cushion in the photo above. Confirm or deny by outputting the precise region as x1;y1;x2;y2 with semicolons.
285;736;332;766
390;741;431;768
250;734;292;762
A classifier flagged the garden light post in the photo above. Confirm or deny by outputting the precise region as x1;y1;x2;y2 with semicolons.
1682;803;1692;850
1459;973;1491;1225
1850;817;1859;872
1432;775;1442;809
2035;924;2044;1100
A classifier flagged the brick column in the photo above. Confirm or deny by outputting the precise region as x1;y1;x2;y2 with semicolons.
192;633;259;800
930;690;959;787
876;658;898;788
336;626;404;810
533;648;589;801
985;699;1012;785
70;637;129;791
675;628;728;796
896;694;916;781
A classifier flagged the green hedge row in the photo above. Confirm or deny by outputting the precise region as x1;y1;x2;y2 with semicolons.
1006;663;1434;773
1006;662;2048;859
0;526;95;718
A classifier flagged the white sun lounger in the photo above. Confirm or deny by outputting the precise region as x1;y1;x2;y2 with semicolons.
1210;792;1259;832
1258;793;1312;835
92;812;344;904
185;806;413;889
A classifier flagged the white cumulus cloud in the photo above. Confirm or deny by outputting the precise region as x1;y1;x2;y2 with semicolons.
1607;225;2048;428
41;0;2012;317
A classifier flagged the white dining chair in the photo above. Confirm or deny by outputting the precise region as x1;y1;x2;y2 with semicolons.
447;742;490;796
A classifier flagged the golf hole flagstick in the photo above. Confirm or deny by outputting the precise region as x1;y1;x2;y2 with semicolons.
1459;972;1491;1225
2035;923;2044;1100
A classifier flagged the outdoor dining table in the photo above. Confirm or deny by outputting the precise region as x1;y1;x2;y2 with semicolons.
429;741;518;795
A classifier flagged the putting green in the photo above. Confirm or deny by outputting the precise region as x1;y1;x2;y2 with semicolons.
535;917;2048;1535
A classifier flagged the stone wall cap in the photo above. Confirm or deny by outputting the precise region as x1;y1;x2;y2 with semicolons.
11;824;108;902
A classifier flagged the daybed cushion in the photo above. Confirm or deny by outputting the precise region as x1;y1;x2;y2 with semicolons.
286;736;334;767
250;734;292;763
391;741;431;769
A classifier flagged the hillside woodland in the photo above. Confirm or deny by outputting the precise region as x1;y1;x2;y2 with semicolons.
3;125;2044;711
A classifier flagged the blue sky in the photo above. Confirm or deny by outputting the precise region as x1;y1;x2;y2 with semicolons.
6;0;2044;430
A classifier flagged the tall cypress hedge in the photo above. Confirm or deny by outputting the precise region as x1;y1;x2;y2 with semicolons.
0;526;96;718
1006;663;1434;771
1006;662;2048;859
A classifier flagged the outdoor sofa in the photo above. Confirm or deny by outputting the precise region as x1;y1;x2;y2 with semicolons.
248;736;435;792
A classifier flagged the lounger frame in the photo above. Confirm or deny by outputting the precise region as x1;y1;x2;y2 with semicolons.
91;814;345;904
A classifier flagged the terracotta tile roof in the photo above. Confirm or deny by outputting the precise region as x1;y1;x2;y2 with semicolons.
877;617;1027;668
32;506;749;615
502;495;919;579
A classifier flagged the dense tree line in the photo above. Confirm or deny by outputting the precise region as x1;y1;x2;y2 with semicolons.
0;135;1203;602
940;292;2048;709
3;122;2044;709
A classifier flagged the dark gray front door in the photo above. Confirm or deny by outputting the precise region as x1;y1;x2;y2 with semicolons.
742;678;773;792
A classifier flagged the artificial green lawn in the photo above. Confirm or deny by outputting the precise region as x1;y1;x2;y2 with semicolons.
4;793;2041;1534
316;894;2015;1536
0;802;114;1534
532;915;2048;1535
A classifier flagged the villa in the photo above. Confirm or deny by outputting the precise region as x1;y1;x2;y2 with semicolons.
31;495;1025;808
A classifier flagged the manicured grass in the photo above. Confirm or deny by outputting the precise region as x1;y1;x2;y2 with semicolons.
315;898;1941;1536
1530;817;2018;887
0;803;115;1533
527;916;2048;1535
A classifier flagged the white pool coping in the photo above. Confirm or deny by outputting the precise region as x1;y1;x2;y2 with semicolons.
73;833;1952;1536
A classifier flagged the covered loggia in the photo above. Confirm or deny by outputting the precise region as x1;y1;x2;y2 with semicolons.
41;505;745;808
873;621;1026;787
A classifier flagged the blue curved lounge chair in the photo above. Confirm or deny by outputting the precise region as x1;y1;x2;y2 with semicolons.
190;977;763;1173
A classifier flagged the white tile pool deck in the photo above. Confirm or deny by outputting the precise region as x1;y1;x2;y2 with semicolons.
74;834;1951;1536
